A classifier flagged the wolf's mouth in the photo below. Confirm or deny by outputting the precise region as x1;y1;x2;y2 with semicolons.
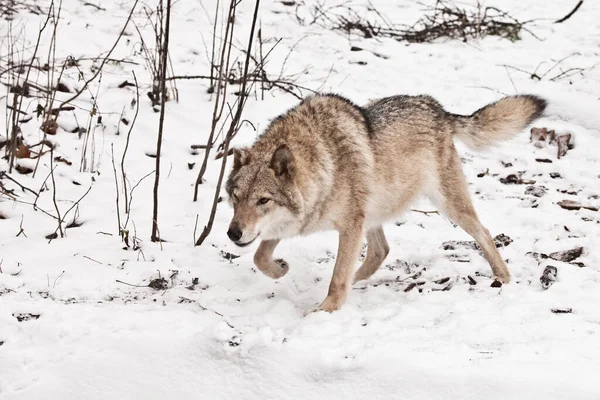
234;233;260;247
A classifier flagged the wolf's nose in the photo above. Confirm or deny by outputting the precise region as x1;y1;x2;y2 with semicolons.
227;226;242;242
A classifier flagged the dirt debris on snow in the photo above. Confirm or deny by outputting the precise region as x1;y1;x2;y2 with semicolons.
529;126;575;159
442;233;512;251
148;278;169;290
540;265;558;289
13;313;41;322
551;308;573;314
558;200;598;212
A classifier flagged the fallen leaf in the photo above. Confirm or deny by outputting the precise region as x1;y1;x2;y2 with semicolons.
54;156;72;166
41;119;58;135
16;144;31;159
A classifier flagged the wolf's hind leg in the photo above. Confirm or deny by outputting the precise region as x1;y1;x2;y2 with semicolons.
253;239;289;279
353;226;389;283
430;152;511;285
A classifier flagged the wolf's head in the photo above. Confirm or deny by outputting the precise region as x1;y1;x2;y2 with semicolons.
225;144;301;246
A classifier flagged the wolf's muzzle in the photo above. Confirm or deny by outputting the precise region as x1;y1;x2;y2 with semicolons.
227;225;243;242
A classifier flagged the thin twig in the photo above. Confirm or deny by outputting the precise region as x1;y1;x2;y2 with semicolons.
9;197;59;221
83;256;103;264
49;150;64;237
209;0;220;90
555;0;583;23
124;170;155;229
198;303;234;329
121;72;140;214
115;279;147;288
16;214;27;237
411;209;439;216
193;214;199;245
111;144;122;233
52;271;65;288
504;66;518;93
0;172;39;197
50;185;92;238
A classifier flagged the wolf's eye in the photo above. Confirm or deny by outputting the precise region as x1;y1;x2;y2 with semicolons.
232;193;239;202
257;197;270;205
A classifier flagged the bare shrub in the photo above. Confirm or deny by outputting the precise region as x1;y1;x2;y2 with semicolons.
195;0;261;246
132;1;178;107
305;1;537;43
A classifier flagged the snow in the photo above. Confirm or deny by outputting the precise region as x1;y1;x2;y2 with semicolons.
1;0;600;399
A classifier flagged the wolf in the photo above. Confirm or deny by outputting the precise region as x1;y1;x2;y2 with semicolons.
225;93;546;312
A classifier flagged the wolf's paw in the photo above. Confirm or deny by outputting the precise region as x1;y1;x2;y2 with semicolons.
352;271;368;284
273;258;289;278
302;297;343;317
492;271;511;287
303;306;320;317
315;295;344;313
262;258;289;279
303;304;335;317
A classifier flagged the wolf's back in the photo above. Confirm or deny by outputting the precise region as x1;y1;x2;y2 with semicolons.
453;95;547;149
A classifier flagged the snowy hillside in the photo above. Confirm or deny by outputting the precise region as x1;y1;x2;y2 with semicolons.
1;0;599;399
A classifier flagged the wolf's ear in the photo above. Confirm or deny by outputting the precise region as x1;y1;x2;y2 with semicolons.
270;144;295;178
232;147;250;171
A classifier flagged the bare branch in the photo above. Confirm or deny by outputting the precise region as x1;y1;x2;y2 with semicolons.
0;171;39;197
151;0;173;242
193;0;238;201
555;0;583;23
196;0;261;246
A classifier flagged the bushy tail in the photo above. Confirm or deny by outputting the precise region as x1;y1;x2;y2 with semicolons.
453;95;547;149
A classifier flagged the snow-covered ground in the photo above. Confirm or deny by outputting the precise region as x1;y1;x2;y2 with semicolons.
1;1;599;398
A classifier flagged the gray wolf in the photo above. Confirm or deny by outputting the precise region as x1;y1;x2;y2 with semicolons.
225;93;546;312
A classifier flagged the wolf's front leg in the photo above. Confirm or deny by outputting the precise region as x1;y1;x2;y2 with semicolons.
318;218;364;312
253;239;289;279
